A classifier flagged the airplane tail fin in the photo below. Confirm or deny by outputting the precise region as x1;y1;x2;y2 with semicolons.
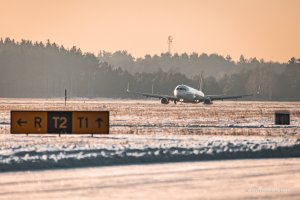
199;72;204;91
127;82;130;92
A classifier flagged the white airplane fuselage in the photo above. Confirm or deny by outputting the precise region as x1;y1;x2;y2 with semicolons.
173;84;205;103
127;82;250;104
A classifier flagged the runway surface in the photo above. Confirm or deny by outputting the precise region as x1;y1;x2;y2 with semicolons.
0;158;299;200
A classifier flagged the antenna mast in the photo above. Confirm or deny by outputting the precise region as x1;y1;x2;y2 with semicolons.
168;36;173;54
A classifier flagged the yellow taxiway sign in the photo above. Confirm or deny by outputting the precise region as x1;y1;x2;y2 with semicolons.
11;111;109;134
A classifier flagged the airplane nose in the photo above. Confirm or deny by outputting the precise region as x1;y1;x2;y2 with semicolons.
174;89;178;97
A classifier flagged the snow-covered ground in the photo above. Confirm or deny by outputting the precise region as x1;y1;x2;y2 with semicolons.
0;134;300;171
0;99;299;171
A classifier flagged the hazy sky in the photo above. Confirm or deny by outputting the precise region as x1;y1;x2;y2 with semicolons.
1;0;299;62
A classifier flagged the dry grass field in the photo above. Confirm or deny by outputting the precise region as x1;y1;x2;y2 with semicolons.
0;98;299;170
0;98;300;136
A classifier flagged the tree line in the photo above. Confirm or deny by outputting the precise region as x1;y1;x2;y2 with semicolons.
0;37;299;100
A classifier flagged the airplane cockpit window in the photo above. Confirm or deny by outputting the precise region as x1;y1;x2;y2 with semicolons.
177;87;187;91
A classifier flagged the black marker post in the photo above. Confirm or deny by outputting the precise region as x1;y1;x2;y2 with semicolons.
65;88;67;106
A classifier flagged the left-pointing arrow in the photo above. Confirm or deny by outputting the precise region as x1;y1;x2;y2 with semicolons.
17;118;27;126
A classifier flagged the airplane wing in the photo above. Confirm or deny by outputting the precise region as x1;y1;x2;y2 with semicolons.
127;88;179;101
206;94;253;101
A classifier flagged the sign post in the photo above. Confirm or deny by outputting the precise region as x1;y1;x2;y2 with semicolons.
11;111;109;135
65;88;67;106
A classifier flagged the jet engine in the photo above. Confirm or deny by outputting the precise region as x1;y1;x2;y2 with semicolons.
160;97;169;104
203;97;213;104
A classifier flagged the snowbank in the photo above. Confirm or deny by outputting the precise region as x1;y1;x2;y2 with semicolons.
1;134;299;172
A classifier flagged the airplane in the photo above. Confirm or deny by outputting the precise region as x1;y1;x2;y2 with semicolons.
126;81;252;105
